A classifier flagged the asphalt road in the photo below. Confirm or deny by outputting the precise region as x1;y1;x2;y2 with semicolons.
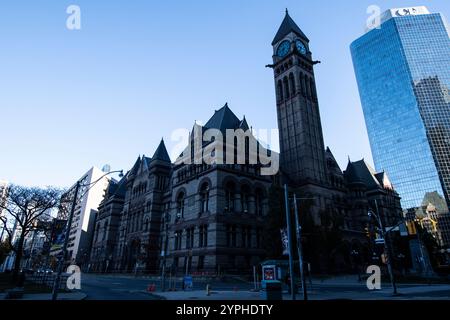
79;273;450;300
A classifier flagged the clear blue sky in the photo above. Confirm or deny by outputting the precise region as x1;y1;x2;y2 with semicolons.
1;0;449;188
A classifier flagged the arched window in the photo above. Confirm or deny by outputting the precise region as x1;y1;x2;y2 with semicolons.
225;182;235;212
277;80;284;101
283;77;290;98
289;73;296;96
241;185;250;213
144;218;149;232
176;192;185;218
200;183;210;214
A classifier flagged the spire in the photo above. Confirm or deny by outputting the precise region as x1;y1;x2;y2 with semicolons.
272;10;309;45
152;139;171;162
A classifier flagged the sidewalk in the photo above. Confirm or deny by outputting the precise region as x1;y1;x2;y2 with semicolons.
154;284;450;301
1;292;87;300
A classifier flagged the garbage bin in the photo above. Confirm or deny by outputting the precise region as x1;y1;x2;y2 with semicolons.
261;280;283;300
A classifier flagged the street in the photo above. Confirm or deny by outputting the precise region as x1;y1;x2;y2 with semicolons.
78;274;450;300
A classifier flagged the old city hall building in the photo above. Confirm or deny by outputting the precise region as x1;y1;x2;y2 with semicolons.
88;11;404;274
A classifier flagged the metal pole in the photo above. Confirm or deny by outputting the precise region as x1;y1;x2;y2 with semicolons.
293;194;307;300
374;200;397;295
52;181;80;301
253;265;257;291
161;212;169;292
284;184;296;300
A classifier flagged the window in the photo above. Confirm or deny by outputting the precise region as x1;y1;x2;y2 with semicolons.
103;221;108;241
283;77;290;98
255;189;264;216
242;227;247;248
277;80;284;100
241;185;250;213
289;73;296;95
186;227;195;249
227;225;237;247
176;192;185;219
197;256;205;270
174;230;183;250
200;183;210;214
225;182;235;212
199;225;208;248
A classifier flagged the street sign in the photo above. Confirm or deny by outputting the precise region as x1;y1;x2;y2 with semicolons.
183;276;193;291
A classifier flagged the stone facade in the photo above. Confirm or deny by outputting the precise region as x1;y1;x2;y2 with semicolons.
88;12;406;275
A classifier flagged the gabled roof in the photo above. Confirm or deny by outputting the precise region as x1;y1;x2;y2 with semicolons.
204;103;241;132
152;139;171;163
272;10;309;46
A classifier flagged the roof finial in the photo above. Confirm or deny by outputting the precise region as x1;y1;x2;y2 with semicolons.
286;8;289;15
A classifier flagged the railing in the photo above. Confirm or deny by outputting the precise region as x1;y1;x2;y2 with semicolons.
26;273;69;290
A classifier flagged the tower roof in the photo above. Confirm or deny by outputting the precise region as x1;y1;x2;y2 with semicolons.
204;103;241;132
272;10;309;45
152;139;171;162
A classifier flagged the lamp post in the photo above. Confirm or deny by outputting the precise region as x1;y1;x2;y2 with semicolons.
293;194;307;301
161;211;170;292
283;184;296;300
51;170;123;301
368;200;398;295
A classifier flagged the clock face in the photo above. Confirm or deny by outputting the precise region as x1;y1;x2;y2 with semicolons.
277;40;291;57
295;40;307;55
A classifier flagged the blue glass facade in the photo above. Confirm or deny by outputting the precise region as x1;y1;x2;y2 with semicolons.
351;11;450;211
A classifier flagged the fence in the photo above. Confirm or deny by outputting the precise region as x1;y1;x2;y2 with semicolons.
25;273;69;290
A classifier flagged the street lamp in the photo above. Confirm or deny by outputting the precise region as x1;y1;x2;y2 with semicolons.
51;169;123;301
368;200;398;295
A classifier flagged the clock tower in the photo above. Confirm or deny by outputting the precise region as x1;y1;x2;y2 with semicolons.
270;10;327;187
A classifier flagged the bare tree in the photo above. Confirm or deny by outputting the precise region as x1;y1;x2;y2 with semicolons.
0;185;64;280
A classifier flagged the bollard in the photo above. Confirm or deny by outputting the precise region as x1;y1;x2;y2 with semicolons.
206;284;211;296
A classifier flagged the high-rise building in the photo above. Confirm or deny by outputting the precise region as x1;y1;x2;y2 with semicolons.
52;167;110;266
351;6;450;212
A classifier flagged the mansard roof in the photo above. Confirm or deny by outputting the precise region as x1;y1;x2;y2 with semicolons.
272;10;309;45
152;139;171;163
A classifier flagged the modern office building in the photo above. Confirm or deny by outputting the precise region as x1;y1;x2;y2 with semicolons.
52;167;111;267
351;6;450;212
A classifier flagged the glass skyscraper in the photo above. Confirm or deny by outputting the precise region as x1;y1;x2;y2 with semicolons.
351;7;450;211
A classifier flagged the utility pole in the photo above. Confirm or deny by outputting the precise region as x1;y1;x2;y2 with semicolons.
52;181;80;301
293;194;307;300
284;184;296;300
